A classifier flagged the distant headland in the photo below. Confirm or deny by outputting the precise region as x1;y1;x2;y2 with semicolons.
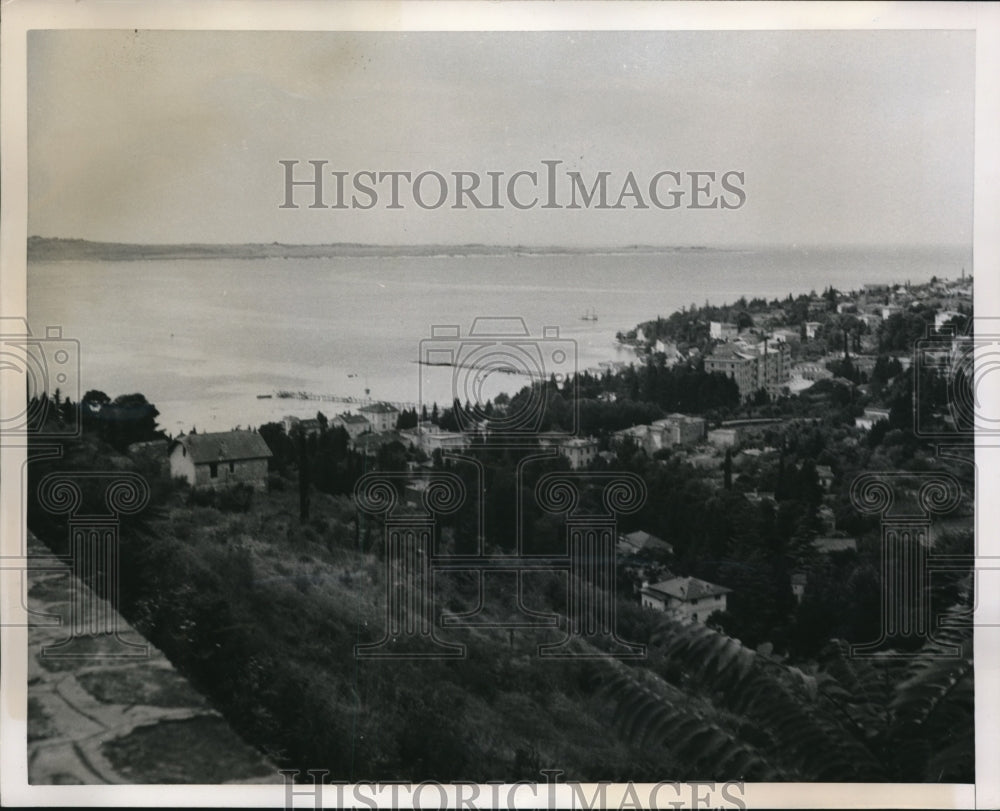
27;236;726;263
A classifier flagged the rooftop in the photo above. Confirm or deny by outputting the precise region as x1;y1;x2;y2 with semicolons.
619;530;673;555
336;413;370;424
172;431;272;464
642;575;730;602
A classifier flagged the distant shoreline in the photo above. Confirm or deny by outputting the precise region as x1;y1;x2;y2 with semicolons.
26;236;734;263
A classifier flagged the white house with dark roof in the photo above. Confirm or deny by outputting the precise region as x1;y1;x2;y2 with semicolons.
169;430;272;490
358;402;399;433
640;576;731;623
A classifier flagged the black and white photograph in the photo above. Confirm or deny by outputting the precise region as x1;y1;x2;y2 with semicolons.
2;2;999;808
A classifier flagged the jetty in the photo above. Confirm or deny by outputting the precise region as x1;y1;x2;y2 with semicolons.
270;390;421;412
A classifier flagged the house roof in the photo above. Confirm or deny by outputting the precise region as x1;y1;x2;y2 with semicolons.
642;576;730;602
173;431;272;464
619;530;673;555
336;413;370;425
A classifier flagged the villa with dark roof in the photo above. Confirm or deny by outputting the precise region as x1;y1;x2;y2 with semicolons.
358;402;399;433
169;430;272;491
640;575;731;623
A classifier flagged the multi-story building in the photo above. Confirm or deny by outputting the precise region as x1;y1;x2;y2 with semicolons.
651;413;706;446
703;345;759;399
559;437;598;469
358;402;399;433
704;339;790;400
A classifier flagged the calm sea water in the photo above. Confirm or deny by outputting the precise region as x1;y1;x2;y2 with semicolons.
27;245;969;434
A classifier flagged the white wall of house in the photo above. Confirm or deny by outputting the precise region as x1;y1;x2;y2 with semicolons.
360;408;398;433
169;444;197;484
641;591;727;623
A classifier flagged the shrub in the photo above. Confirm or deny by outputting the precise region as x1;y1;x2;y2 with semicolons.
217;483;254;512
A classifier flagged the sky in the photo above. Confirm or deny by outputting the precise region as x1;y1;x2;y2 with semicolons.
27;29;975;248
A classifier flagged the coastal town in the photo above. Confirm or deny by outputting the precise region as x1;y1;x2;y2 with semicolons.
24;270;976;783
140;272;975;633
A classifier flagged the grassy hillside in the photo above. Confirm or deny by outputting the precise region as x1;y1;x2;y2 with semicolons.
27;428;973;783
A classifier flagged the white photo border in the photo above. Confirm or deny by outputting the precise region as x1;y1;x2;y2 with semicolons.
2;1;998;808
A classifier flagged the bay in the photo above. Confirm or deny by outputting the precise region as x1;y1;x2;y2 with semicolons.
27;244;969;434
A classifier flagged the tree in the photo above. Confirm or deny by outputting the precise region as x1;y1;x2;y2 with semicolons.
83;392;163;450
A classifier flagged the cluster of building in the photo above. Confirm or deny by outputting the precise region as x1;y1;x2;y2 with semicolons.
611;413;707;454
640;273;973;402
286;402;611;470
